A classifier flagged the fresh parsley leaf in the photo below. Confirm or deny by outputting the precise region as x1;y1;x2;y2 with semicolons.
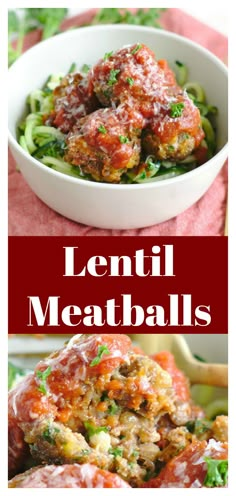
42;425;60;444
98;125;107;134
170;102;185;118
186;419;211;436
8;361;31;391
8;8;68;66
25;8;68;40
84;421;108;438
126;77;134;86
108;69;120;86
36;366;51;395
119;135;129;144
131;43;142;55
81;63;91;74
8;11;20;35
109;447;123;457
204;458;228;487
175;60;183;67
68;62;76;73
90;345;110;367
194;353;207;363
108;400;120;415
92;9;166;29
104;51;113;61
181;133;190;140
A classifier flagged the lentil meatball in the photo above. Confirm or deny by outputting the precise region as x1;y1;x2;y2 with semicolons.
90;44;169;117
8;463;130;488
47;73;99;133
65;104;144;183
8;334;176;487
143;439;228;488
142;94;204;161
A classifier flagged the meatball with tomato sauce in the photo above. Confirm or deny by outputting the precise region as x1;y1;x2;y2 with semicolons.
9;463;130;488
9;334;177;487
46;73;99;134
90;44;170;117
142;94;204;161
143;439;228;488
65;105;144;183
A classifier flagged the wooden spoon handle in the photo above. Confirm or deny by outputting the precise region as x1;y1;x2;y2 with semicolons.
172;335;228;387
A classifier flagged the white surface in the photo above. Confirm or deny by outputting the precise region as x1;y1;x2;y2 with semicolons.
8;25;228;229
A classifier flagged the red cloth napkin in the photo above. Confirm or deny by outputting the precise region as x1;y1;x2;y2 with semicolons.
8;9;228;236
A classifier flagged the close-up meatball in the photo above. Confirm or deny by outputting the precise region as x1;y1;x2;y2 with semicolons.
8;334;178;486
90;43;172;117
143;439;228;488
142;94;204;161
8;333;228;488
65;104;144;182
46;73;99;134
9;463;131;488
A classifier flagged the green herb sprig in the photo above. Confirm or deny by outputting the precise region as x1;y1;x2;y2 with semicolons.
36;366;52;395
92;9;166;28
84;421;109;437
90;344;110;367
204;458;228;487
170;102;185;118
8;8;68;66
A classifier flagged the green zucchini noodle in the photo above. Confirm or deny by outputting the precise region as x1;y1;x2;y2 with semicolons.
18;60;218;183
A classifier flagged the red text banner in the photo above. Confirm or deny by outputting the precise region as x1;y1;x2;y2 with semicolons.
8;236;227;334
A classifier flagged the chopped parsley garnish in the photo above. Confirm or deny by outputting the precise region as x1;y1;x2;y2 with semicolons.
139;172;146;180
131;44;142;54
194;353;207;363
119;135;129;144
98;125;107;134
81;64;91;74
181;133;190;140
81;63;91;74
175;60;183;67
109;447;123;457
68;62;76;74
90;344;110;367
101;391;109;401
132;450;139;458
108;69;120;86
103;51;113;60
170;102;185;118
103;89;111;99
42;425;60;444
78;449;91;457
84;421;109;438
186;419;211;436
36;366;51;395
108;400;120;415
203;458;228;487
126;77;134;86
168;144;175;151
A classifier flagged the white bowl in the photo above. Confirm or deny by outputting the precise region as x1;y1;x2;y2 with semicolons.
8;25;228;229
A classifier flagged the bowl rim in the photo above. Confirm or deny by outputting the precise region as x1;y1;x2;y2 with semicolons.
8;24;228;191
